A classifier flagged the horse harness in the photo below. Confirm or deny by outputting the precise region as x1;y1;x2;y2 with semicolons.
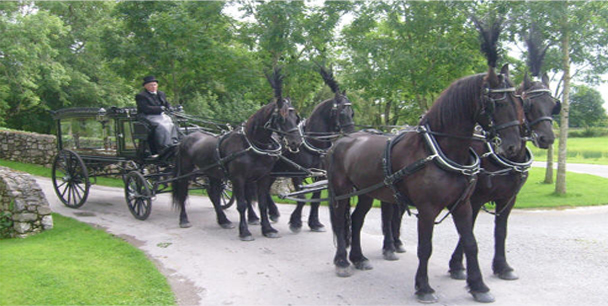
479;139;533;216
298;101;354;156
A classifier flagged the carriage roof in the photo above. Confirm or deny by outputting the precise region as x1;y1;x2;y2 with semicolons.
51;107;138;121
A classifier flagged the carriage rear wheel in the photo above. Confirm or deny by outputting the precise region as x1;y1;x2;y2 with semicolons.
220;180;235;210
52;149;90;208
124;171;153;220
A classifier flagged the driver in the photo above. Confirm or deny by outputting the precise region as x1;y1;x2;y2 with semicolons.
135;76;179;157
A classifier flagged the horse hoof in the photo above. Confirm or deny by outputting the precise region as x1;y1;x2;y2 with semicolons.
263;231;281;239
471;291;495;303
220;222;235;229
239;235;254;242
353;260;373;270
395;245;406;253
496;270;519;280
248;219;260;225
180;222;192;228
310;225;326;232
289;224;302;233
270;215;280;223
449;269;467;280
415;292;438;304
383;250;399;261
335;266;354;278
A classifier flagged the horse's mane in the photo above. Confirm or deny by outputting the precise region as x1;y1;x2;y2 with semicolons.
525;23;549;77
421;73;485;131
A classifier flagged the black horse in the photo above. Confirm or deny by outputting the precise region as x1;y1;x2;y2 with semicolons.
240;66;355;232
268;66;355;232
325;63;524;303
172;69;302;241
447;72;561;281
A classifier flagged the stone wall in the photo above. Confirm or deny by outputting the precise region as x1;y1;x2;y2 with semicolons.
0;166;53;238
0;130;57;167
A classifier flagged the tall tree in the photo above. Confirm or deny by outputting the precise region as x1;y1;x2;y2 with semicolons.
339;1;486;127
0;2;68;132
568;85;607;128
509;1;608;194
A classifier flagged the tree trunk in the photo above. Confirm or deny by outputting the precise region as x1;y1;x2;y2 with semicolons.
544;144;554;184
555;20;570;195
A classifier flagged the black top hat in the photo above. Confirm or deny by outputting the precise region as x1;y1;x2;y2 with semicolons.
142;76;159;86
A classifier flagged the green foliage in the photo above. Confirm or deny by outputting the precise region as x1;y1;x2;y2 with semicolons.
568;127;608;138
0;209;14;239
0;213;175;305
567;85;608;128
0;1;607;135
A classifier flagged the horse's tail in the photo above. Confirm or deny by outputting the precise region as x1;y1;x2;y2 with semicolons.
172;142;189;211
326;146;352;248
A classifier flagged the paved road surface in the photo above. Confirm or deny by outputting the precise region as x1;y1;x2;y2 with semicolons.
37;164;608;305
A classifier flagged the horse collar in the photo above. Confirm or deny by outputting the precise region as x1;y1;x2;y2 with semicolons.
241;126;283;157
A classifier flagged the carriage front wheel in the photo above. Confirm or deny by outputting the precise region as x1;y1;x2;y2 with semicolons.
220;180;235;209
124;171;153;220
52;149;90;208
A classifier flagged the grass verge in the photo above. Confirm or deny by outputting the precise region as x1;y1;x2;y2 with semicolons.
0;214;176;305
530;136;608;165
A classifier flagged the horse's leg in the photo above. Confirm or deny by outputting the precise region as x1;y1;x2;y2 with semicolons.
349;195;374;270
172;158;193;228
307;190;325;232
244;183;260;225
289;177;305;232
414;208;439;303
331;196;352;277
392;201;407;253
256;176;280;238
207;177;234;229
493;197;518;280
449;199;482;280
267;192;280;223
451;200;494;303
381;201;399;261
233;179;253;241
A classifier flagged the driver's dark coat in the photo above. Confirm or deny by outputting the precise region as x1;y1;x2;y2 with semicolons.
135;90;171;115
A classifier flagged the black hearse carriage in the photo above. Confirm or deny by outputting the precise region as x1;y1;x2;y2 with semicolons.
50;106;234;220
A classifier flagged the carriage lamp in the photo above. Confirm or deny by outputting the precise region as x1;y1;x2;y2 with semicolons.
98;107;107;118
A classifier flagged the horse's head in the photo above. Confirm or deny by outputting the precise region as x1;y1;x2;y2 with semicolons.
476;64;524;159
517;73;560;149
316;64;356;134
267;97;302;153
330;91;355;134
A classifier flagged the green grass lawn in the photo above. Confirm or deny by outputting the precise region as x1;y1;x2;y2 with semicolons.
529;136;608;165
0;214;176;305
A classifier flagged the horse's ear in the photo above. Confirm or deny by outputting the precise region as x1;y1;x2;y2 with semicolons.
542;73;550;87
524;72;532;90
500;64;509;77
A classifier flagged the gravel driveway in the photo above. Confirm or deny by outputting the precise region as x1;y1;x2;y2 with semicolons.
36;164;608;305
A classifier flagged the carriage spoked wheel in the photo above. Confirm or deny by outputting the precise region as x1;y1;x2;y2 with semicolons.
52;149;90;208
124;171;153;220
220;180;235;210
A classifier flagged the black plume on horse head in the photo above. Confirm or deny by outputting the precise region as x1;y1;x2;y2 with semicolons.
525;23;550;77
472;15;503;68
265;67;285;105
317;64;341;94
